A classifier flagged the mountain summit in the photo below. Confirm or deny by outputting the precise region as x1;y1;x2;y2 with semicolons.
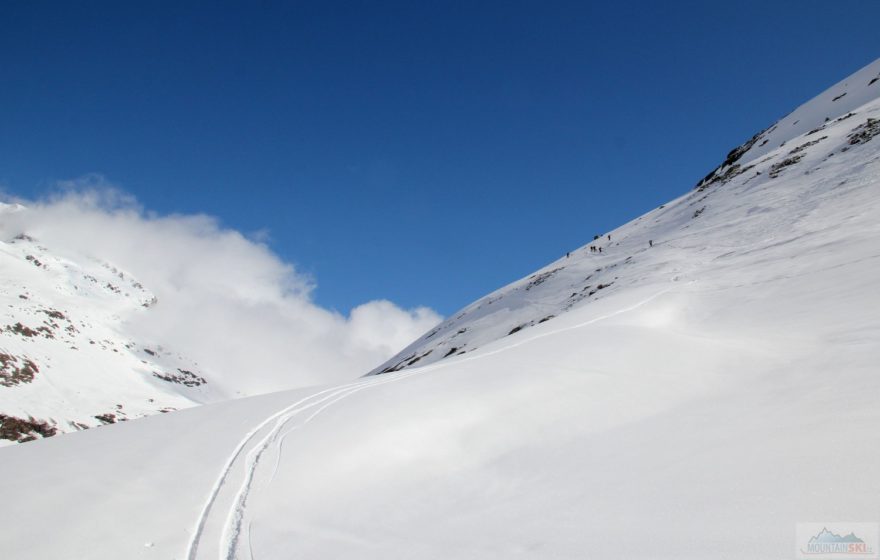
1;58;879;559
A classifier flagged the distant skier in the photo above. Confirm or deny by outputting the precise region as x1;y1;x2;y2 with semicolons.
649;240;653;247
598;247;602;253
607;235;611;241
566;252;570;258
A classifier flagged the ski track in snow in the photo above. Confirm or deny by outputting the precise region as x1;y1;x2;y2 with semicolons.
218;370;430;560
185;284;675;559
182;381;377;560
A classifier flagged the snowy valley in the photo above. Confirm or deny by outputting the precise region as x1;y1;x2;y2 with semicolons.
1;58;879;559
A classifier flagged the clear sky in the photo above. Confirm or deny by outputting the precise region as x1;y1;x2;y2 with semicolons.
2;1;878;316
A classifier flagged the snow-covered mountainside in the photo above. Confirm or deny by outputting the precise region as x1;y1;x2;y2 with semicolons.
0;217;220;443
370;56;880;377
0;202;441;446
1;59;879;560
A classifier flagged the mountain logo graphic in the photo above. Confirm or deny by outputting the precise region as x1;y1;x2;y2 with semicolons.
802;527;875;556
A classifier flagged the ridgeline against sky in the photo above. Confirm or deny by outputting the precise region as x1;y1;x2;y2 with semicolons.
1;1;878;314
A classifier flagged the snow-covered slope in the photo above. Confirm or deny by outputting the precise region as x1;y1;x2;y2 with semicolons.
370;56;880;376
0;201;442;445
1;59;879;559
0;218;219;443
703;57;880;171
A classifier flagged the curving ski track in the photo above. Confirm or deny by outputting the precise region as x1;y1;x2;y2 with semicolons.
183;381;362;560
184;367;428;560
184;285;676;559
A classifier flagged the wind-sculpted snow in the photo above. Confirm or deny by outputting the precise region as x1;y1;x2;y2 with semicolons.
1;59;880;559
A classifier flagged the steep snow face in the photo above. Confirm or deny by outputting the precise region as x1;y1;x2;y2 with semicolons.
742;58;880;161
1;60;879;560
0;222;218;443
695;57;880;189
370;56;880;376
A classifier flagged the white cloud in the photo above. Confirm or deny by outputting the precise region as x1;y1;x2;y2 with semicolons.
0;179;442;396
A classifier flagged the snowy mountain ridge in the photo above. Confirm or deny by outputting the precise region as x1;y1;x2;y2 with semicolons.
704;57;880;172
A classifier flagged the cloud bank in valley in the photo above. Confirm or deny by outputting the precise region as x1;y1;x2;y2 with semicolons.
0;179;442;396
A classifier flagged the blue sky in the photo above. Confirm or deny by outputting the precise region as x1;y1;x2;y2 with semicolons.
2;1;878;316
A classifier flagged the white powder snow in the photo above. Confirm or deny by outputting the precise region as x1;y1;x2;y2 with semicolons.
1;58;879;559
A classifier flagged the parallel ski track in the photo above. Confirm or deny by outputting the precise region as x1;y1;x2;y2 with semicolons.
185;285;676;559
218;369;428;559
183;370;421;559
